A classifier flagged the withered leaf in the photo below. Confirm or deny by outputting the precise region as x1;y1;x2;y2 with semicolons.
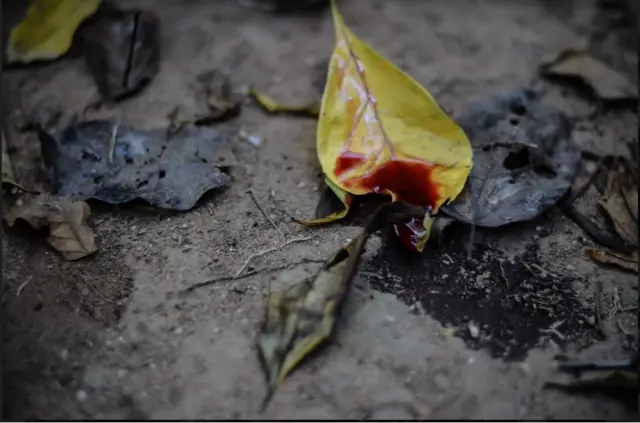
4;194;98;260
81;8;160;101
248;88;320;118
586;248;638;273
540;49;637;101
598;160;639;247
257;201;426;408
38;120;233;211
443;89;580;227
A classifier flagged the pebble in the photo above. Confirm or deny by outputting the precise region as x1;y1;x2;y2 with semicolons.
468;322;480;338
60;349;69;360
180;223;188;229
174;326;184;335
75;390;88;403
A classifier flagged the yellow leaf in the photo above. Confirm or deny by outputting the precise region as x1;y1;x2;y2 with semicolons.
314;0;472;251
7;0;102;64
248;88;320;117
295;177;352;226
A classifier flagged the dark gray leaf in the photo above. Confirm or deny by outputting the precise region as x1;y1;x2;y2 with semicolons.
39;120;233;211
443;89;580;227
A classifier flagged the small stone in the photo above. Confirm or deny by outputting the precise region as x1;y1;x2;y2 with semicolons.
468;322;480;338
180;223;188;229
76;390;88;403
213;327;221;334
174;326;183;335
298;181;306;188
117;369;128;378
60;349;69;360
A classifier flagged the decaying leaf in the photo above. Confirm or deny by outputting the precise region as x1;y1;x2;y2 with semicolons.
81;8;160;101
584;158;639;272
443;89;581;228
586;249;638;273
38;120;234;211
297;0;472;252
169;71;241;132
257;201;426;408
248;89;320;117
598;160;639;247
3;194;98;260
540;49;637;101
6;0;102;64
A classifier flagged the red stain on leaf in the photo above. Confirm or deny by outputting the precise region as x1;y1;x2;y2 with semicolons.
334;151;441;250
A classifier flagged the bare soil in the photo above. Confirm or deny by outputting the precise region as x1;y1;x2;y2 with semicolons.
2;0;638;420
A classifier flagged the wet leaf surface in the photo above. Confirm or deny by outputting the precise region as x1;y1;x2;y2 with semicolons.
38;120;234;211
6;0;102;64
257;201;426;408
443;89;581;227
305;0;472;252
81;8;160;101
3;194;98;260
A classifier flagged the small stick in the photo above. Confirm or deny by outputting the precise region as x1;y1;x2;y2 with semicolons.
235;236;312;277
16;276;32;297
108;120;121;165
499;261;508;286
181;257;325;294
530;263;560;279
249;189;283;239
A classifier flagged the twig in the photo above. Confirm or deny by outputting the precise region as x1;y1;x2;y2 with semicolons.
530;263;560;279
609;287;622;320
108;120;121;165
235;236;312;277
181;258;325;294
498;261;508;286
16;276;32;297
249;189;283;239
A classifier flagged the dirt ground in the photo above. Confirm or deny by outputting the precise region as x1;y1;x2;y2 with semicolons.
2;0;638;420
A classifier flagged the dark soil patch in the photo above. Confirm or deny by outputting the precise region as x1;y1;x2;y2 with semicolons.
364;224;594;361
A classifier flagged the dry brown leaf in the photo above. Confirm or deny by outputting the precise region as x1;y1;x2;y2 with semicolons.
586;248;638;273
257;201;426;409
540;50;637;101
599;162;639;247
4;194;99;260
